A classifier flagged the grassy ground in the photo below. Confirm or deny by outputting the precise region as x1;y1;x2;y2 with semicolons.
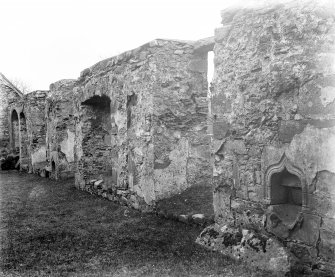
155;184;214;221
0;171;264;277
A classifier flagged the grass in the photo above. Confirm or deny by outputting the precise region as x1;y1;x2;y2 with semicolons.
0;171;262;277
155;184;214;219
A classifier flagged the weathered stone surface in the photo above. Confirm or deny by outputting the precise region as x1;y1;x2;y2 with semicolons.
192;214;205;224
0;73;22;163
214;25;232;43
71;39;210;209
7;90;48;174
211;0;335;273
197;224;294;274
319;218;335;263
46;80;76;180
3;1;334;274
193;37;215;53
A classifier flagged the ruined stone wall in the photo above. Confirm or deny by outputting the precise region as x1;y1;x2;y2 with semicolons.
0;74;22;160
74;39;210;209
9;91;49;173
210;1;335;272
46;80;76;179
151;42;210;200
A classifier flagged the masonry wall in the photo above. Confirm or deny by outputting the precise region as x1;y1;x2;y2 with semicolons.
0;75;22;160
74;39;210;209
9;91;48;173
151;42;210;200
46;80;76;179
211;1;335;272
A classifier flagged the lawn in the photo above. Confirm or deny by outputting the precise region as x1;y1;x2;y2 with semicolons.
0;171;262;277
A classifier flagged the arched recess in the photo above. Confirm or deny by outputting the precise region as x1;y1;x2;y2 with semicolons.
19;111;29;170
264;154;306;207
80;94;113;180
11;110;20;154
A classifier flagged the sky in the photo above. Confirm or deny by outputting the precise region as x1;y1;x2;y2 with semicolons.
0;0;240;92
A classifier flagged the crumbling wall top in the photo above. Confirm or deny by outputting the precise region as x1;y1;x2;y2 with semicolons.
24;90;49;99
78;39;196;81
48;79;77;101
220;0;335;25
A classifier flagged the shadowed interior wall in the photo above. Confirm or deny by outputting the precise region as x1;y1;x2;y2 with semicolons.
80;95;113;181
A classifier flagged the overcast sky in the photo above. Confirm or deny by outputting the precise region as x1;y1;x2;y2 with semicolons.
0;0;244;91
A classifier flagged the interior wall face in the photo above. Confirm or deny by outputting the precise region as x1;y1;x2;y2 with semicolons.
46;80;76;179
0;82;21;159
211;1;335;270
22;91;48;174
151;45;211;200
80;96;113;181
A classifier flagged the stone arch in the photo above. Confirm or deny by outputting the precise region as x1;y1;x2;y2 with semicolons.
264;154;307;208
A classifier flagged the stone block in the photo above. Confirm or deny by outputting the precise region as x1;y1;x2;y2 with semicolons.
93;179;104;189
192;214;205;225
214;25;232;43
278;120;307;143
308;194;334;218
213;121;230;140
319;218;335;262
193;37;215;53
196;224;294;275
178;214;189;223
290;213;321;246
188;59;207;73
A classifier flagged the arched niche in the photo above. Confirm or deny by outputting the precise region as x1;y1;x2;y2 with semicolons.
11;109;20;154
80;94;112;179
264;154;307;224
265;154;306;206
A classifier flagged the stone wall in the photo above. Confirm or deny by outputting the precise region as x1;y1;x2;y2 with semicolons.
0;73;22;161
8;91;48;173
151;41;210;201
74;39;211;209
46;80;77;179
209;0;335;273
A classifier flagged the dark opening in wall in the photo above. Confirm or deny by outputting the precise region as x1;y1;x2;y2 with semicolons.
270;168;302;206
80;94;112;179
50;160;56;179
11;110;19;154
127;93;138;129
82;95;111;112
19;112;29;169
